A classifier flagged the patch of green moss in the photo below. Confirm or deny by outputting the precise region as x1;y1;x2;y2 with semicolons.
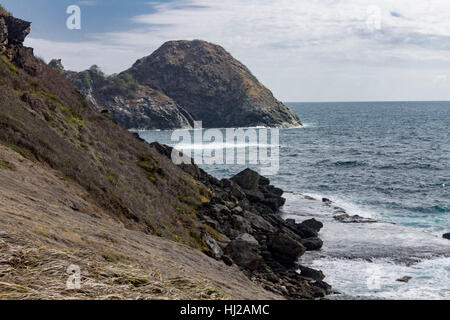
41;90;69;112
0;141;34;161
77;141;88;151
1;56;18;74
70;116;84;127
106;174;117;185
0;159;16;170
138;160;163;177
103;113;114;121
203;224;227;242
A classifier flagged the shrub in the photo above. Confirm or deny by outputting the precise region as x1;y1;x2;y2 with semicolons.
1;56;19;74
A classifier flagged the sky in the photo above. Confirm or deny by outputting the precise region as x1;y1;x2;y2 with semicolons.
3;0;450;102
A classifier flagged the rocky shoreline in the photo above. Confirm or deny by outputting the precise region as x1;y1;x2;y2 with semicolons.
151;142;331;299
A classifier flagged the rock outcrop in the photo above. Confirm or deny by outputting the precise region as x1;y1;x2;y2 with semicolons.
151;143;331;299
61;65;194;130
0;10;40;76
126;40;302;128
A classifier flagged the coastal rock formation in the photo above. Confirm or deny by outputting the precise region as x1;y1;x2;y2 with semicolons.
0;9;328;300
443;233;450;240
126;40;302;128
151;143;331;299
61;64;194;130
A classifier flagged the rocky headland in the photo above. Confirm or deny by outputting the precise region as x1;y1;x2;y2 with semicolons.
60;40;301;130
0;8;326;300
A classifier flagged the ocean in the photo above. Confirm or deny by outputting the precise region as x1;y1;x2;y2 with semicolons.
136;101;450;299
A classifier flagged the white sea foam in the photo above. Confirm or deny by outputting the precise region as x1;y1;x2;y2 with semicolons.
309;256;450;300
281;193;450;299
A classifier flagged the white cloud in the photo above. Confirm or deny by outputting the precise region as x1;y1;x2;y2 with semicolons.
26;0;450;101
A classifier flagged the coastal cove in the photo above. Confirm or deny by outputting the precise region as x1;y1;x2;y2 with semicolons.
137;101;450;299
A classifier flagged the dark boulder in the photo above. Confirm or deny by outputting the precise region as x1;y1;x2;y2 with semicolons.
231;168;262;190
299;265;325;281
396;276;412;283
268;233;306;267
225;235;263;271
244;189;265;203
285;219;318;238
334;213;377;224
301;237;323;251
301;218;323;233
443;233;450;240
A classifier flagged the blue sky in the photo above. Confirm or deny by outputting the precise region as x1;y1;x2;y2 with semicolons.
3;0;450;102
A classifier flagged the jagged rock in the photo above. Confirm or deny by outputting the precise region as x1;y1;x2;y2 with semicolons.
63;66;195;130
231;168;262;190
301;237;323;251
243;189;265;203
396;276;412;283
285;219;318;238
202;232;223;260
443;233;450;240
301;218;324;233
334;213;378;224
225;237;263;271
48;58;64;71
268;233;306;267
299;266;325;281
231;215;253;234
126;40;302;128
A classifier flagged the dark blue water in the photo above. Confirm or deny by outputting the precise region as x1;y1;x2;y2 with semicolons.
138;101;450;235
279;102;450;234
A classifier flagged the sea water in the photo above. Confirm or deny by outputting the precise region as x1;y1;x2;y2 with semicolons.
137;101;450;299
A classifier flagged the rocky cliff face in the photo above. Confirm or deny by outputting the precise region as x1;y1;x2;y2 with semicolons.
152;144;331;299
1;10;329;300
61;64;194;130
64;40;301;129
127;40;301;128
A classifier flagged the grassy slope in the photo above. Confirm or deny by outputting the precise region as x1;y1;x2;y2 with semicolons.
0;144;280;299
0;52;212;249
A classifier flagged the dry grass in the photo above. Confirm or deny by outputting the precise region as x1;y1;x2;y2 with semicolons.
0;145;281;300
0;5;11;16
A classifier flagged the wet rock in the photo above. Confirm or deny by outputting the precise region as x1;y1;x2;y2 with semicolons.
322;198;332;204
396;276;412;283
443;233;450;240
299;265;325;281
334;213;377;224
301;218;323;233
301;237;323;251
285;219;318;238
